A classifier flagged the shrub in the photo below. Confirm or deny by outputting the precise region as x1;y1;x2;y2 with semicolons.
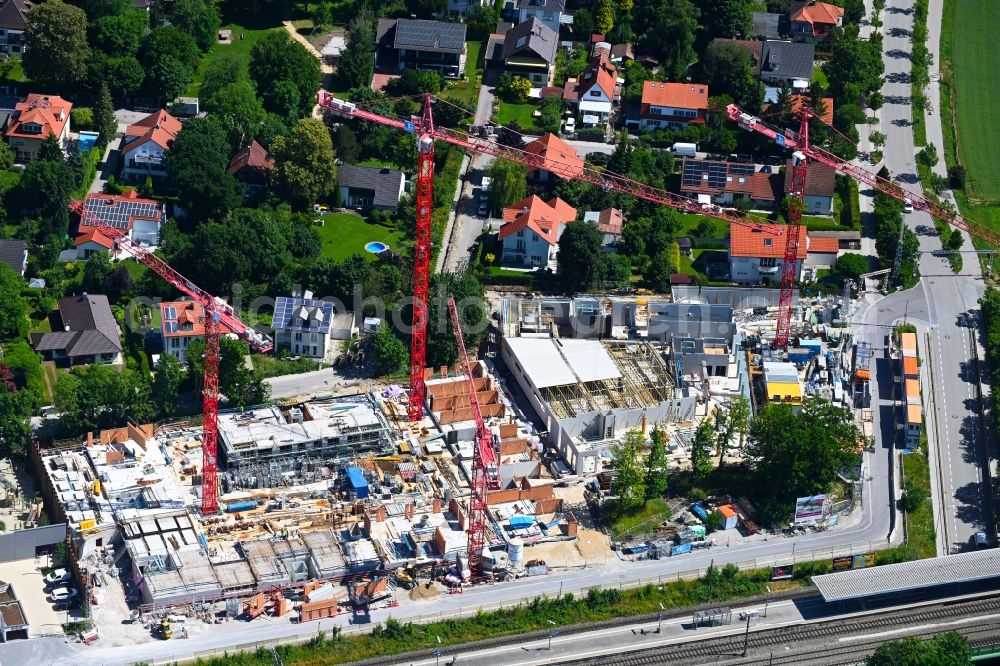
948;165;966;189
71;107;94;130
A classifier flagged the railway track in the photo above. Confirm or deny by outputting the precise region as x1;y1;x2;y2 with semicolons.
565;595;1000;665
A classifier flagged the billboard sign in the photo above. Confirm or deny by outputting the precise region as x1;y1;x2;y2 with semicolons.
852;552;876;569
770;565;794;581
793;495;827;524
832;556;853;572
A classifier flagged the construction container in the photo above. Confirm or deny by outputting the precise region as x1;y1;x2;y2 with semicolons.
799;338;822;355
787;348;811;364
718;505;739;530
690;503;709;521
225;500;257;513
508;516;534;529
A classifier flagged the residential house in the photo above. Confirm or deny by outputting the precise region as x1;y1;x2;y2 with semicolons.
804;233;840;269
5;93;71;162
609;43;634;65
499;195;576;268
751;11;787;40
74;191;165;259
159;300;235;363
728;224;807;285
515;0;564;36
120;109;182;183
337;165;406;211
583;207;623;249
31;294;122;366
524;133;584;182
679;158;781;210
375;19;467;78
636;81;709;131
766;93;834;125
447;0;489;17
502;18;557;86
759;41;814;88
712;39;762;76
784;158;835;215
790;1;844;42
272;295;358;360
563;49;618;126
229;140;275;200
0;239;26;276
0;0;32;59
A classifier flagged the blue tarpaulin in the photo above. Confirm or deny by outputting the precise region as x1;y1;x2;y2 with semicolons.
509;516;534;528
346;466;369;498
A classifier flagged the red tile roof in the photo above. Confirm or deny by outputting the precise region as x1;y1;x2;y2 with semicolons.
752;172;783;202
730;224;807;260
229;140;275;175
160;300;235;338
524;134;584;177
595;207;624;235
807;236;840;253
791;1;844;27
123;109;182;152
784;158;836;197
6;94;72;140
577;50;618;101
74;228;114;249
789;94;834;126
499;195;577;245
640;81;708;111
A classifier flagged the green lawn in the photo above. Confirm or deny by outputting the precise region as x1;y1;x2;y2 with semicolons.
949;0;1000;201
495;101;541;130
440;41;484;108
901;433;937;559
314;212;404;262
812;66;828;88
356;158;407;171
186;24;282;97
1;170;20;193
607;498;672;539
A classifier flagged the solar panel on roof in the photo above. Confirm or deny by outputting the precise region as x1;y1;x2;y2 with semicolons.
83;198;161;230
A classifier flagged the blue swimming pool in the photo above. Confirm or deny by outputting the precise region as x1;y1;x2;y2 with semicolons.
365;241;388;253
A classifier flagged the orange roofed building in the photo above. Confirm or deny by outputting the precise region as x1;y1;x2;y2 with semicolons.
121;109;183;184
729;223;845;284
637;81;708;131
524;133;584;183
6;93;72;162
790;1;844;41
499;195;576;269
159;300;235;363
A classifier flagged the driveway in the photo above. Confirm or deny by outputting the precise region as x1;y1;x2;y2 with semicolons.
88;143;120;194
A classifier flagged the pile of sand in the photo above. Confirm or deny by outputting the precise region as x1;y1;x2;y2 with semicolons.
409;582;442;601
575;528;614;560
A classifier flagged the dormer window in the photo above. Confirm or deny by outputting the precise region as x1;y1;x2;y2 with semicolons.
764;238;773;247
21;122;41;134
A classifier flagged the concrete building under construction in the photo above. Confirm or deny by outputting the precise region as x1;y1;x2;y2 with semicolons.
217;394;395;489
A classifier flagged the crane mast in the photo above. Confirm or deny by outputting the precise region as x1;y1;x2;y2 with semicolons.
408;95;435;421
775;109;812;348
446;297;499;572
71;200;272;515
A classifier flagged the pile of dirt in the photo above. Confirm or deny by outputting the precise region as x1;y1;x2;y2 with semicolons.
575;528;613;560
408;582;442;601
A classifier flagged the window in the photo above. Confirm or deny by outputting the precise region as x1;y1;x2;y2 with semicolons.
759;257;777;268
764;238;772;247
294;332;303;342
590;90;601;97
517;229;524;238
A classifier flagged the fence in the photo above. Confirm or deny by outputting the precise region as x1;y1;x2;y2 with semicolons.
142;537;894;666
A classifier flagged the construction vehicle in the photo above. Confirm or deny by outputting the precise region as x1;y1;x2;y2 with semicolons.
395;565;417;590
154;619;173;640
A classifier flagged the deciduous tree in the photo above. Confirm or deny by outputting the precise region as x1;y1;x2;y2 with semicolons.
164;116;243;226
0;264;27;341
611;430;646;514
595;0;615;35
271;118;338;210
89;9;147;57
55;364;153;435
644;426;668;499
170;0;220;52
485;159;527;214
199;54;247;104
371;323;408;376
339;15;375;91
204;80;268;152
634;0;699;81
833;252;869;285
557;222;606;293
24;0;91;89
152;353;183;416
249;31;322;117
866;632;970;666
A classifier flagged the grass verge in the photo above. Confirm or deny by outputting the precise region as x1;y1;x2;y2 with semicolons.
182;566;802;666
606;498;671;539
495;101;540;131
251;354;321;378
901;431;937;560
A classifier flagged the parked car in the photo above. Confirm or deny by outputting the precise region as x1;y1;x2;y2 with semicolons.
478;201;489;217
43;568;71;587
49;586;79;604
975;531;988;548
904;200;914;213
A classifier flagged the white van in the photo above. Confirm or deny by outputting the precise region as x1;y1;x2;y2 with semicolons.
670;142;697;158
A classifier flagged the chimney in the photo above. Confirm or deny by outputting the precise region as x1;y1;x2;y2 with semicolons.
86;431;93;447
405;502;415;519
376;505;386;522
432;498;442;513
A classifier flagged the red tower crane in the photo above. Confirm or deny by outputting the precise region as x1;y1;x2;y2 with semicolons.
70;200;273;515
317;91;789;408
445;296;500;572
727;104;1000;247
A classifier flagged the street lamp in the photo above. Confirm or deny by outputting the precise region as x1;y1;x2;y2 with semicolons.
657;603;664;633
434;635;442;666
764;586;771;618
547;620;558;650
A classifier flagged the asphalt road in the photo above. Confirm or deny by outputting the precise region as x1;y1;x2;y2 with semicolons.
879;0;988;551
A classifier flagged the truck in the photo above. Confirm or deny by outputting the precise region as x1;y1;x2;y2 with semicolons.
670;142;697;157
